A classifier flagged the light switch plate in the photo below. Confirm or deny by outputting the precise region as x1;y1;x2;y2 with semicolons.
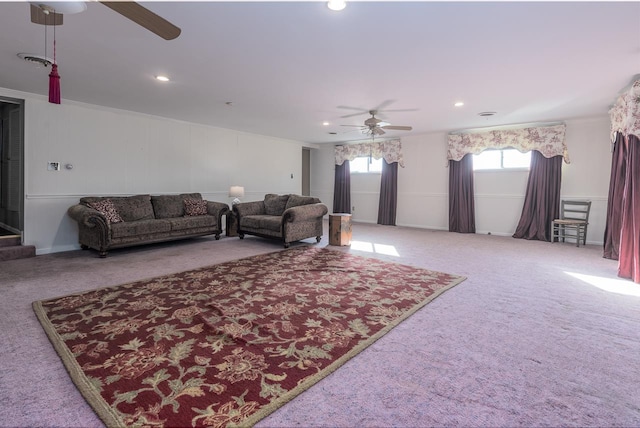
47;162;60;171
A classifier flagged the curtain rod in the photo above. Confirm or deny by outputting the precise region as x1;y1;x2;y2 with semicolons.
448;121;565;136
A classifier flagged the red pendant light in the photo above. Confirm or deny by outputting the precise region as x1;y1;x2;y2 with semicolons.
48;13;60;104
48;62;60;104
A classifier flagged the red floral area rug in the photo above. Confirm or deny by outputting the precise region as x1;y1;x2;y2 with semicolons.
33;246;465;427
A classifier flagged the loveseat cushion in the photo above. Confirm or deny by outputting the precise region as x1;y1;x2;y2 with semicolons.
264;194;290;216
110;219;171;239
285;195;320;210
259;216;282;232
241;215;281;232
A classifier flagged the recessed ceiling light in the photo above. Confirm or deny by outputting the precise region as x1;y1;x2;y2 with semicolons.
155;75;170;82
478;111;497;117
329;132;337;135
327;0;346;11
454;101;464;107
322;121;330;126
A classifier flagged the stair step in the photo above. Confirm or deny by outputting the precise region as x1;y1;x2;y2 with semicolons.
0;245;36;262
0;235;21;248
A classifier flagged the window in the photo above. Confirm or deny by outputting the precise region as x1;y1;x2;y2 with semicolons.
350;156;383;173
473;149;531;171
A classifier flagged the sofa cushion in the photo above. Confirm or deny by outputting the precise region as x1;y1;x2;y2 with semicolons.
81;195;154;222
110;219;171;239
152;194;204;219
285;194;319;210
168;216;216;231
88;199;123;224
113;195;155;222
184;198;208;216
152;195;185;218
264;194;290;216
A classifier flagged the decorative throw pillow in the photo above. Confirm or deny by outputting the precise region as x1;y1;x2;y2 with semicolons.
89;199;123;224
184;198;208;216
264;194;290;216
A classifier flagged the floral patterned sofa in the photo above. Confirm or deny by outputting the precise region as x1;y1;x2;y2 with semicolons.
233;194;328;248
67;193;229;257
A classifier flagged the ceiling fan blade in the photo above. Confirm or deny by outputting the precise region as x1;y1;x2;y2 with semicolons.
379;108;419;113
101;2;181;40
339;111;369;119
374;99;395;111
382;125;413;131
337;105;368;111
30;4;63;25
340;125;367;128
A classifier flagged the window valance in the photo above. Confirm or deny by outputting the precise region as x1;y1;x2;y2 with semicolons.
447;124;569;163
335;139;404;167
609;79;640;141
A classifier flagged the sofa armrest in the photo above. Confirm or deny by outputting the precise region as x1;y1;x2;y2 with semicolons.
67;204;109;230
206;201;230;220
233;200;266;217
282;203;328;223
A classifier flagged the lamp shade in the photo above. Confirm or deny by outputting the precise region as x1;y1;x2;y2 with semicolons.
229;186;245;198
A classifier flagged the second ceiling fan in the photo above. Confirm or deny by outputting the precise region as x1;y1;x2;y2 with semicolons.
342;110;413;136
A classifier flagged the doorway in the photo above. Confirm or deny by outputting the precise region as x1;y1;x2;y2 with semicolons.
0;98;25;236
302;148;310;196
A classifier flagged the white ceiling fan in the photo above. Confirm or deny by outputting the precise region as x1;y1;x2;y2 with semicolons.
28;1;181;40
341;110;413;136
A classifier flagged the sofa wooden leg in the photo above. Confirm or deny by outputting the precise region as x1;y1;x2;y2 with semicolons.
215;234;220;240
316;236;321;243
239;233;244;239
81;244;89;250
99;251;108;258
284;242;290;248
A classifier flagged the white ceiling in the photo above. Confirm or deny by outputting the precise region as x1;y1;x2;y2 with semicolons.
1;1;639;144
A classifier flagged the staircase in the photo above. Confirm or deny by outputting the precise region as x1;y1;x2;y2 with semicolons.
0;235;36;262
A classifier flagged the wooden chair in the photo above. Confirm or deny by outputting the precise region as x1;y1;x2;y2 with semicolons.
551;200;591;247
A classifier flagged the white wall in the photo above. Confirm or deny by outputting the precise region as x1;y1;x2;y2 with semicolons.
312;116;612;245
6;83;611;252
1;88;306;254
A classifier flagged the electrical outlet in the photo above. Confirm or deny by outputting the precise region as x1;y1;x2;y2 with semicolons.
47;162;60;171
352;206;355;212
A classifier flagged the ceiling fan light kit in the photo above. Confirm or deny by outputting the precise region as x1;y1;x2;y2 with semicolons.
31;1;86;15
30;1;86;26
24;0;182;105
29;1;181;40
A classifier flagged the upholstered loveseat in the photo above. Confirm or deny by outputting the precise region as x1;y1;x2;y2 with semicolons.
233;194;328;248
67;193;229;257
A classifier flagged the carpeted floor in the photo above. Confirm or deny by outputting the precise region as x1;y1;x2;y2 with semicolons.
1;221;640;427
